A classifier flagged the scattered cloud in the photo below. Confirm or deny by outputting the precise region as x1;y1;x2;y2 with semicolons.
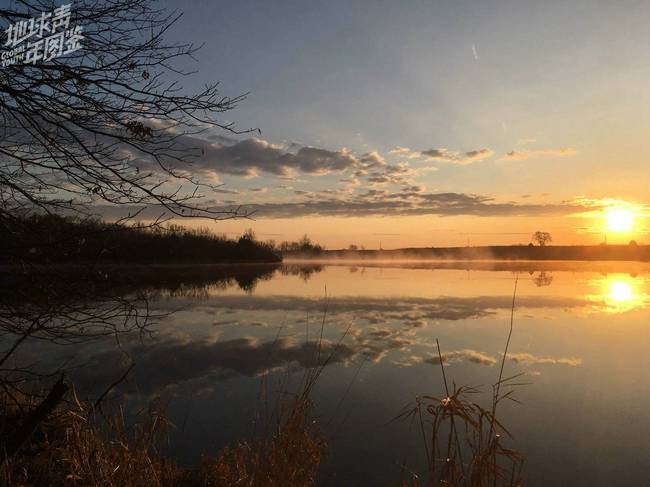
130;136;361;178
153;294;596;324
92;191;590;220
500;148;577;161
73;335;357;396
395;349;497;368
398;349;582;369
507;353;582;366
422;147;494;165
340;176;360;186
389;146;422;159
359;151;386;169
424;349;497;366
365;163;417;185
240;191;587;219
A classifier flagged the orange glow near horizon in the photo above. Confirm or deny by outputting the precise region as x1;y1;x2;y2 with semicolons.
605;208;635;233
574;199;646;244
173;198;650;248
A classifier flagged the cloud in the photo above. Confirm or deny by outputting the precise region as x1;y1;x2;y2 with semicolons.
340;176;360;186
358;151;386;169
212;320;239;326
422;349;497;366
351;325;419;363
507;353;582;366
403;184;426;193
401;349;582;369
367;175;391;184
153;294;595;324
131;136;427;190
91;190;589;220
365;163;417;185
73;335;357;396
240;191;586;218
421;147;494;165
500;148;577;161
389;146;422;159
130;136;361;178
57;288;594;397
389;146;494;165
463;149;494;163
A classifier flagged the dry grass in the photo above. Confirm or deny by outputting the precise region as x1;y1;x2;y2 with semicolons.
397;279;525;487
181;395;325;487
396;379;524;487
0;379;325;487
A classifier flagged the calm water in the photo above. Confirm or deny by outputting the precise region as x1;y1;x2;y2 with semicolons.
26;261;650;485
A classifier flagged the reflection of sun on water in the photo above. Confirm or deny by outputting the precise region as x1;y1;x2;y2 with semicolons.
608;280;634;303
589;275;648;313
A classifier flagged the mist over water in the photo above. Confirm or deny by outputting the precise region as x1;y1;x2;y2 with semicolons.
17;261;650;486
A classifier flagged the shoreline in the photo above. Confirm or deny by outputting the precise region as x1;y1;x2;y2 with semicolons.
286;244;650;263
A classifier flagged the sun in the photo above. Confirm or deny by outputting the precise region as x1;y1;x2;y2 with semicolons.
605;208;635;233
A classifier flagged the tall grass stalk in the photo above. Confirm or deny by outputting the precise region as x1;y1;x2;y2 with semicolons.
396;277;525;487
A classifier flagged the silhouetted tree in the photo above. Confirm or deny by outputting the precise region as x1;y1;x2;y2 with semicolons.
0;0;256;409
278;235;324;255
532;231;552;246
1;0;253;222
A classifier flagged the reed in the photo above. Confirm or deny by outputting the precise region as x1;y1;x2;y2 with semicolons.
396;279;525;487
0;373;326;486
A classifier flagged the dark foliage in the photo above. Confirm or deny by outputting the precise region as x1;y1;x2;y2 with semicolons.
0;215;281;264
278;235;325;256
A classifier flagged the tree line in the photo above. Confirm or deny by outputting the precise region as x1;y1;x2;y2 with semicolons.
0;215;281;264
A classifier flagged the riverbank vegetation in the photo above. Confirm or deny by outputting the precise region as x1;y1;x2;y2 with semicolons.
0;378;325;486
277;235;326;256
0;215;281;264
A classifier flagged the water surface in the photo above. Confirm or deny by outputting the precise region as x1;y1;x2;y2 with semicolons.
27;261;650;486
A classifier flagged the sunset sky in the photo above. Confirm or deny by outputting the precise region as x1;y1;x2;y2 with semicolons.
159;0;650;248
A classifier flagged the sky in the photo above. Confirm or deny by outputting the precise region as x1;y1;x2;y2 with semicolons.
76;1;650;247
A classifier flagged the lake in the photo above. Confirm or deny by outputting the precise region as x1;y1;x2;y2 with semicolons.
22;261;650;486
